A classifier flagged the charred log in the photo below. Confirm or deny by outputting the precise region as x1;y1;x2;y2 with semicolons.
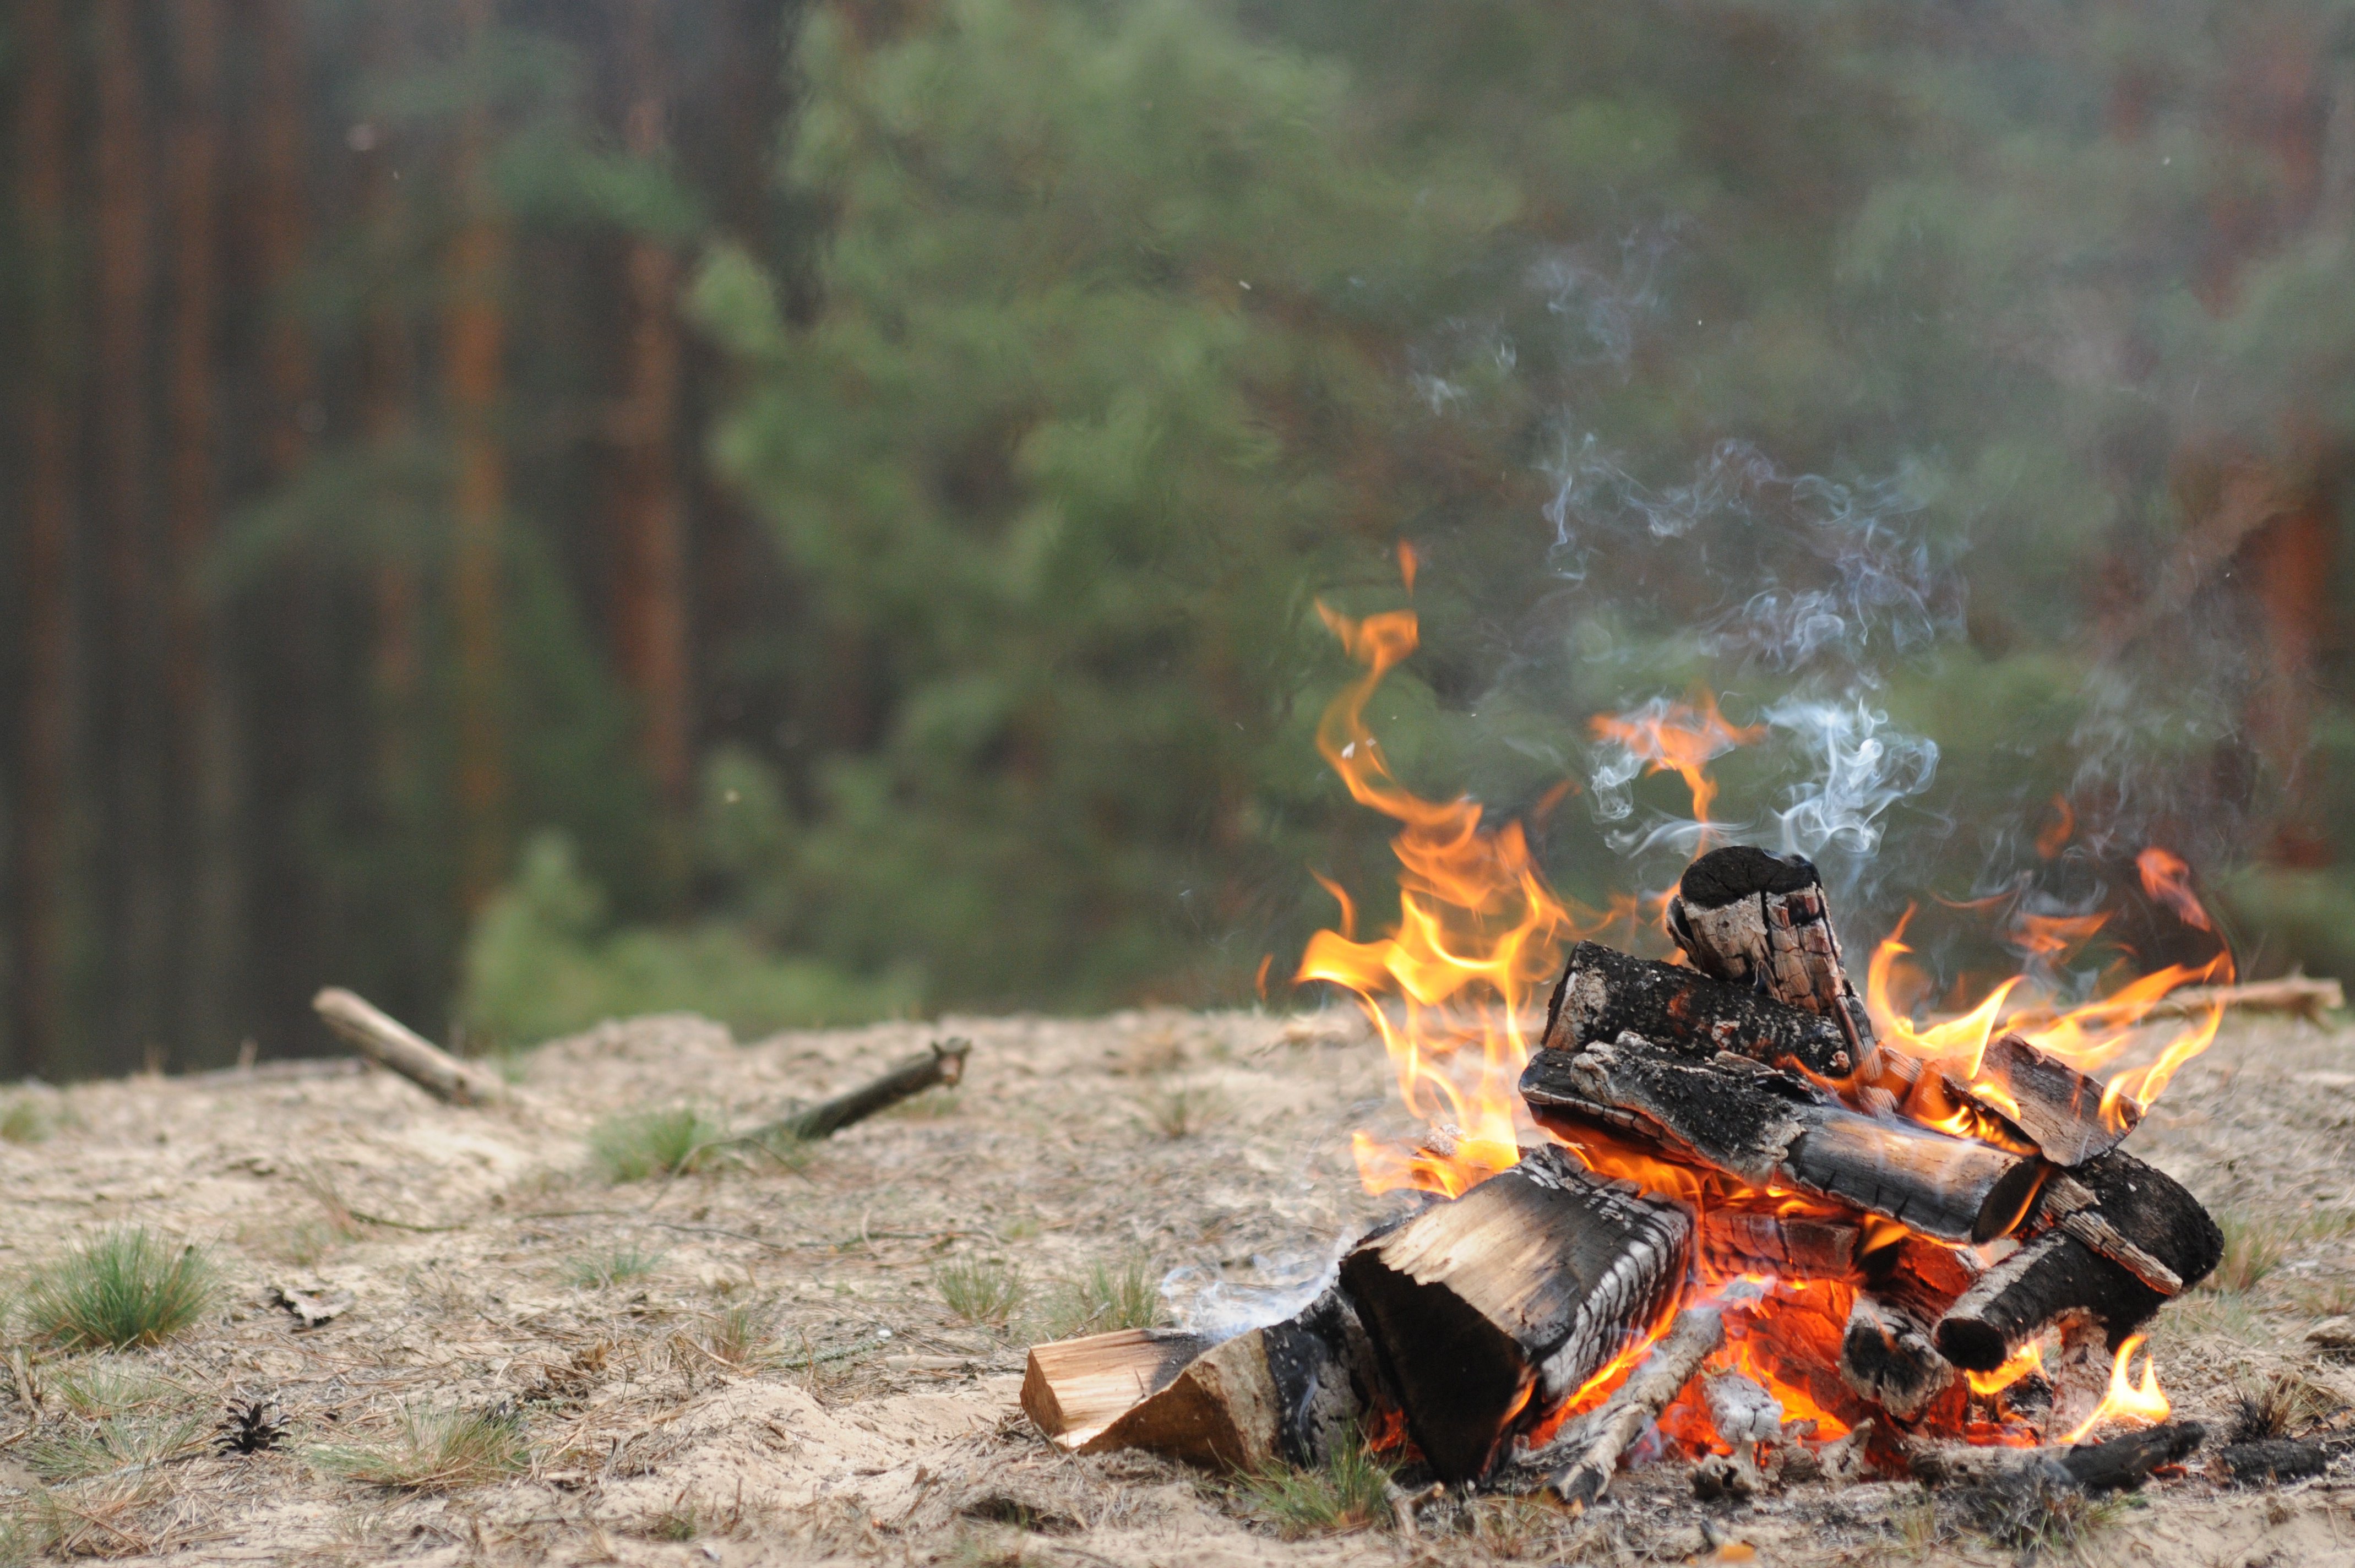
1701;1208;1859;1280
1864;1233;1983;1325
1934;1152;2220;1372
1543;940;1857;1078
1521;1037;2046;1244
1945;1032;2138;1167
2062;1421;2206;1491
1495;1306;1725;1505
1840;1294;1954;1422
1339;1146;1691;1486
2215;1439;2331;1485
1668;846;1877;1064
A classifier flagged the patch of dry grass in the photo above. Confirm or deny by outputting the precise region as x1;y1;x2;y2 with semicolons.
1038;1258;1165;1339
311;1403;530;1492
588;1106;728;1183
563;1243;662;1290
1138;1086;1226;1140
937;1258;1024;1326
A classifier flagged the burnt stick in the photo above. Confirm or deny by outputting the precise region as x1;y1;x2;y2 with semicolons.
1543;940;1859;1078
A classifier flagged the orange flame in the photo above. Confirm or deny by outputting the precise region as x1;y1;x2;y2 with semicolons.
2036;796;2075;859
2137;846;2213;932
1966;1339;2045;1397
2060;1335;2169;1443
1587;693;1764;832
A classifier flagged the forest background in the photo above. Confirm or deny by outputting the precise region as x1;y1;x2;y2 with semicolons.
3;0;2351;1081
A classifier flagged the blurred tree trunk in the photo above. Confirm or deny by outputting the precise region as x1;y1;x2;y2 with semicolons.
360;2;421;814
10;0;81;1080
448;0;511;912
166;0;240;1060
614;0;693;835
95;0;168;1071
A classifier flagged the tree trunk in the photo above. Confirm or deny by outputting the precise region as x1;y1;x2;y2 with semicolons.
166;0;239;1064
9;0;81;1081
448;0;510;913
615;0;693;825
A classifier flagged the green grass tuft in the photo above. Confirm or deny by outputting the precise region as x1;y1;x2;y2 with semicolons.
936;1258;1024;1326
0;1096;52;1144
1040;1258;1164;1339
564;1244;663;1290
25;1229;216;1350
588;1106;728;1183
2206;1212;2291;1295
20;1410;209;1483
699;1300;777;1368
311;1404;530;1491
1235;1433;1394;1538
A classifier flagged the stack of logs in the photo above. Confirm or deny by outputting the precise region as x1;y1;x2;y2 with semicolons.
1023;845;2224;1504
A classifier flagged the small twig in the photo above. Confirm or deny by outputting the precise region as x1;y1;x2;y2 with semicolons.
312;988;518;1108
736;1039;972;1147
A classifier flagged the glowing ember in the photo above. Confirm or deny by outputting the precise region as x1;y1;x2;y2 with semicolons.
2060;1335;2170;1442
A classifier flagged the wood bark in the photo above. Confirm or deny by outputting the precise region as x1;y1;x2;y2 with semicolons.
1072;1287;1386;1469
10;0;79;1080
1944;1032;2136;1167
743;1039;971;1145
1338;1145;1692;1486
2214;1438;2329;1485
1909;1421;2205;1490
1668;845;1877;1066
1839;1293;1954;1421
448;0;511;912
1700;1208;1859;1280
1521;1037;2046;1244
1500;1306;1725;1506
1022;1327;1209;1450
312;988;515;1108
1543;940;1859;1078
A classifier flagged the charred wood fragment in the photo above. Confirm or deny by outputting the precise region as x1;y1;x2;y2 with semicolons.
1701;1208;1859;1280
1840;1294;1954;1421
1668;846;1878;1065
1521;1037;2046;1244
1339;1146;1691;1486
2061;1420;2206;1491
1493;1306;1725;1505
1543;940;1857;1078
1863;1233;1983;1325
2215;1438;2331;1485
1944;1032;2138;1167
1908;1422;2205;1490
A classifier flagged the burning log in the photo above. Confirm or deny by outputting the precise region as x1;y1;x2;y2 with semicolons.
1701;1209;1860;1280
1498;1305;1725;1505
1667;846;1877;1065
1023;1327;1209;1451
1839;1294;1954;1421
313;987;517;1108
1045;1288;1387;1470
1864;1233;1983;1324
1338;1146;1692;1486
1944;1032;2137;1167
1521;1038;2047;1245
1909;1422;2206;1490
1543;940;1858;1078
1933;1151;2221;1371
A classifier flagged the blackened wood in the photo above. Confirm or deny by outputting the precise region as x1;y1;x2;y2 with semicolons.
1023;1328;1210;1450
2215;1439;2330;1485
1701;1209;1859;1279
2059;1150;2222;1293
1339;1146;1691;1486
1520;1038;2044;1244
1934;1236;2160;1373
1493;1306;1725;1505
2037;1175;2183;1294
1543;941;1858;1077
1079;1287;1385;1469
747;1038;971;1145
1945;1033;2138;1167
1669;846;1877;1064
1840;1294;1954;1421
2060;1421;2206;1491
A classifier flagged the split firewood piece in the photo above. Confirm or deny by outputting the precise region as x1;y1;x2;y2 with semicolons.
1668;845;1877;1067
1521;1037;2046;1244
1339;1145;1692;1485
1543;941;1857;1078
1701;1208;1860;1280
742;1038;971;1147
1862;1233;1982;1325
1022;1327;1209;1451
1933;1151;2221;1371
1073;1287;1388;1469
1943;1032;2138;1167
1502;1306;1723;1506
1839;1294;1954;1421
312;988;516;1108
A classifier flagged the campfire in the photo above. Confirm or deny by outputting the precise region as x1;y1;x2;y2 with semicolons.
1022;597;2236;1509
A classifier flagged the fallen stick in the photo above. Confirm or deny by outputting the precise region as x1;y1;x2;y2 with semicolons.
312;988;516;1107
1499;1305;1724;1506
741;1038;971;1146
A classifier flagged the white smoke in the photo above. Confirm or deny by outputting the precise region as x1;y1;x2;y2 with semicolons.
1765;696;1940;860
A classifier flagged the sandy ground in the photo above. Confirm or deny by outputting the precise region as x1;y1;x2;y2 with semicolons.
2;1005;2353;1566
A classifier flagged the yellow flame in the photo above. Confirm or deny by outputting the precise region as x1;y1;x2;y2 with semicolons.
2060;1335;2169;1443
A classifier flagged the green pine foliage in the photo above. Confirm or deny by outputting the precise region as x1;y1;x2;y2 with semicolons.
24;1230;216;1352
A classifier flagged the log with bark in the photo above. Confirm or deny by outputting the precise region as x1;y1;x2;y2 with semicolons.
1521;1037;2047;1244
1045;1287;1387;1470
313;987;517;1107
1944;1032;2138;1167
1338;1146;1692;1485
1933;1150;2221;1371
1667;845;1877;1066
1542;941;1859;1077
1839;1293;1954;1421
